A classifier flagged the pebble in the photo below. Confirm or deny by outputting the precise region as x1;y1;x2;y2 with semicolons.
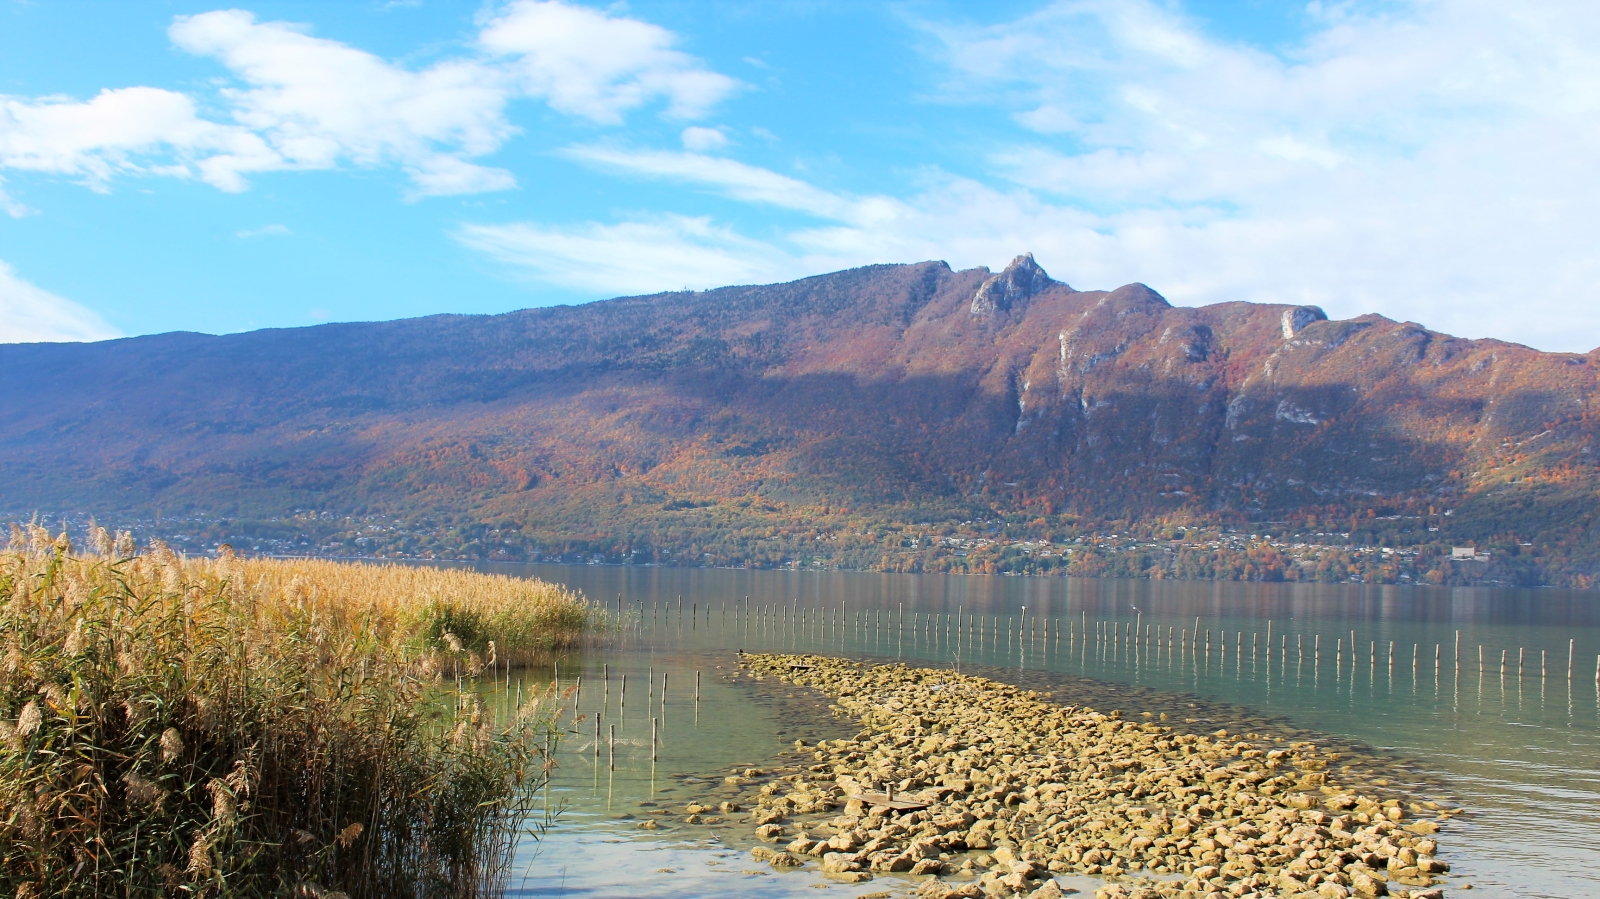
718;652;1460;899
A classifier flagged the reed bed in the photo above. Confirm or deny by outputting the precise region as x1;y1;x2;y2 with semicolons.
0;525;603;899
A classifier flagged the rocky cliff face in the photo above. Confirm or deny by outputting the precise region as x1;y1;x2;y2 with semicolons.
2;257;1596;574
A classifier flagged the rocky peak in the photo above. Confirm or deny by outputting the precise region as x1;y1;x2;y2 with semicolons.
1281;305;1329;338
971;253;1057;316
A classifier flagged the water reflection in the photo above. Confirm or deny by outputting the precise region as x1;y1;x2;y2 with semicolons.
462;565;1599;899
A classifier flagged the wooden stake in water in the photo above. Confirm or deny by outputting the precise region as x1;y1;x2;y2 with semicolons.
651;717;658;761
608;724;615;770
695;670;701;702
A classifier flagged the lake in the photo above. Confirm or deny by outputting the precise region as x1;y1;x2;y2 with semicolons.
470;564;1599;899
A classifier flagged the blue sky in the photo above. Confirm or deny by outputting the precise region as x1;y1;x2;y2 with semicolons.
3;1;1599;352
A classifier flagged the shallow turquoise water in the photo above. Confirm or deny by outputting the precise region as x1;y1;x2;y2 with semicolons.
478;566;1599;899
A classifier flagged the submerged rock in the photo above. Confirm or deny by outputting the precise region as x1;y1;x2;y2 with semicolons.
732;652;1458;899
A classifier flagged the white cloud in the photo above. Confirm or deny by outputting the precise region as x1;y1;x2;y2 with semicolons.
235;223;290;238
469;1;1600;352
456;216;810;294
922;0;1600;350
0;2;735;204
564;145;887;222
0;177;29;218
0;261;119;343
479;0;739;124
0;86;275;192
169;9;516;194
680;126;727;152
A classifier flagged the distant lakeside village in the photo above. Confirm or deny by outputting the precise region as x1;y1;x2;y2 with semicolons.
92;509;1554;589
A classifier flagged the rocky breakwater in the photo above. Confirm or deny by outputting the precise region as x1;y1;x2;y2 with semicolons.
730;653;1459;899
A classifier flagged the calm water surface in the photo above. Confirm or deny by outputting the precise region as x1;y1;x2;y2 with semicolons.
474;565;1599;899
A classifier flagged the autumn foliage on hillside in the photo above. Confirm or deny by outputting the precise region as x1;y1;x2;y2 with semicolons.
2;256;1597;585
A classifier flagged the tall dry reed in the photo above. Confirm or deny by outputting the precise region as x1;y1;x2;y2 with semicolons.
0;525;600;899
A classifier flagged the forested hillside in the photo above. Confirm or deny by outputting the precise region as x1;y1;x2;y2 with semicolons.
4;255;1598;586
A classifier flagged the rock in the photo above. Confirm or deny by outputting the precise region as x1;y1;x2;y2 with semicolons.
1351;872;1388;897
769;851;805;869
733;653;1455;899
910;858;944;876
971;253;1054;316
755;824;784;841
1027;880;1066;899
821;852;863;873
919;882;985;899
1318;884;1352;899
826;871;873;883
871;853;914;873
751;846;778;861
1410;891;1443;899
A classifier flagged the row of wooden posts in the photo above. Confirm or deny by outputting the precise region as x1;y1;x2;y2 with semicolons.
618;594;1600;685
560;596;1598;769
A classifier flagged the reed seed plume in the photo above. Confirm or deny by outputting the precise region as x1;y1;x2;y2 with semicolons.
0;526;604;898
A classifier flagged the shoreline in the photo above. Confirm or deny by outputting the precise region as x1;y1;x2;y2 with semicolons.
695;654;1465;899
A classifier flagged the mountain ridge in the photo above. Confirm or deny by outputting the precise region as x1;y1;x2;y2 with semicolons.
4;256;1598;586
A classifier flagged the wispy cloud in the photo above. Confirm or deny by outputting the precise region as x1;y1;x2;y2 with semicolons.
679;126;727;152
463;0;1600;351
0;261;119;343
480;1;739;124
0;1;736;203
456;215;812;294
235;223;290;238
